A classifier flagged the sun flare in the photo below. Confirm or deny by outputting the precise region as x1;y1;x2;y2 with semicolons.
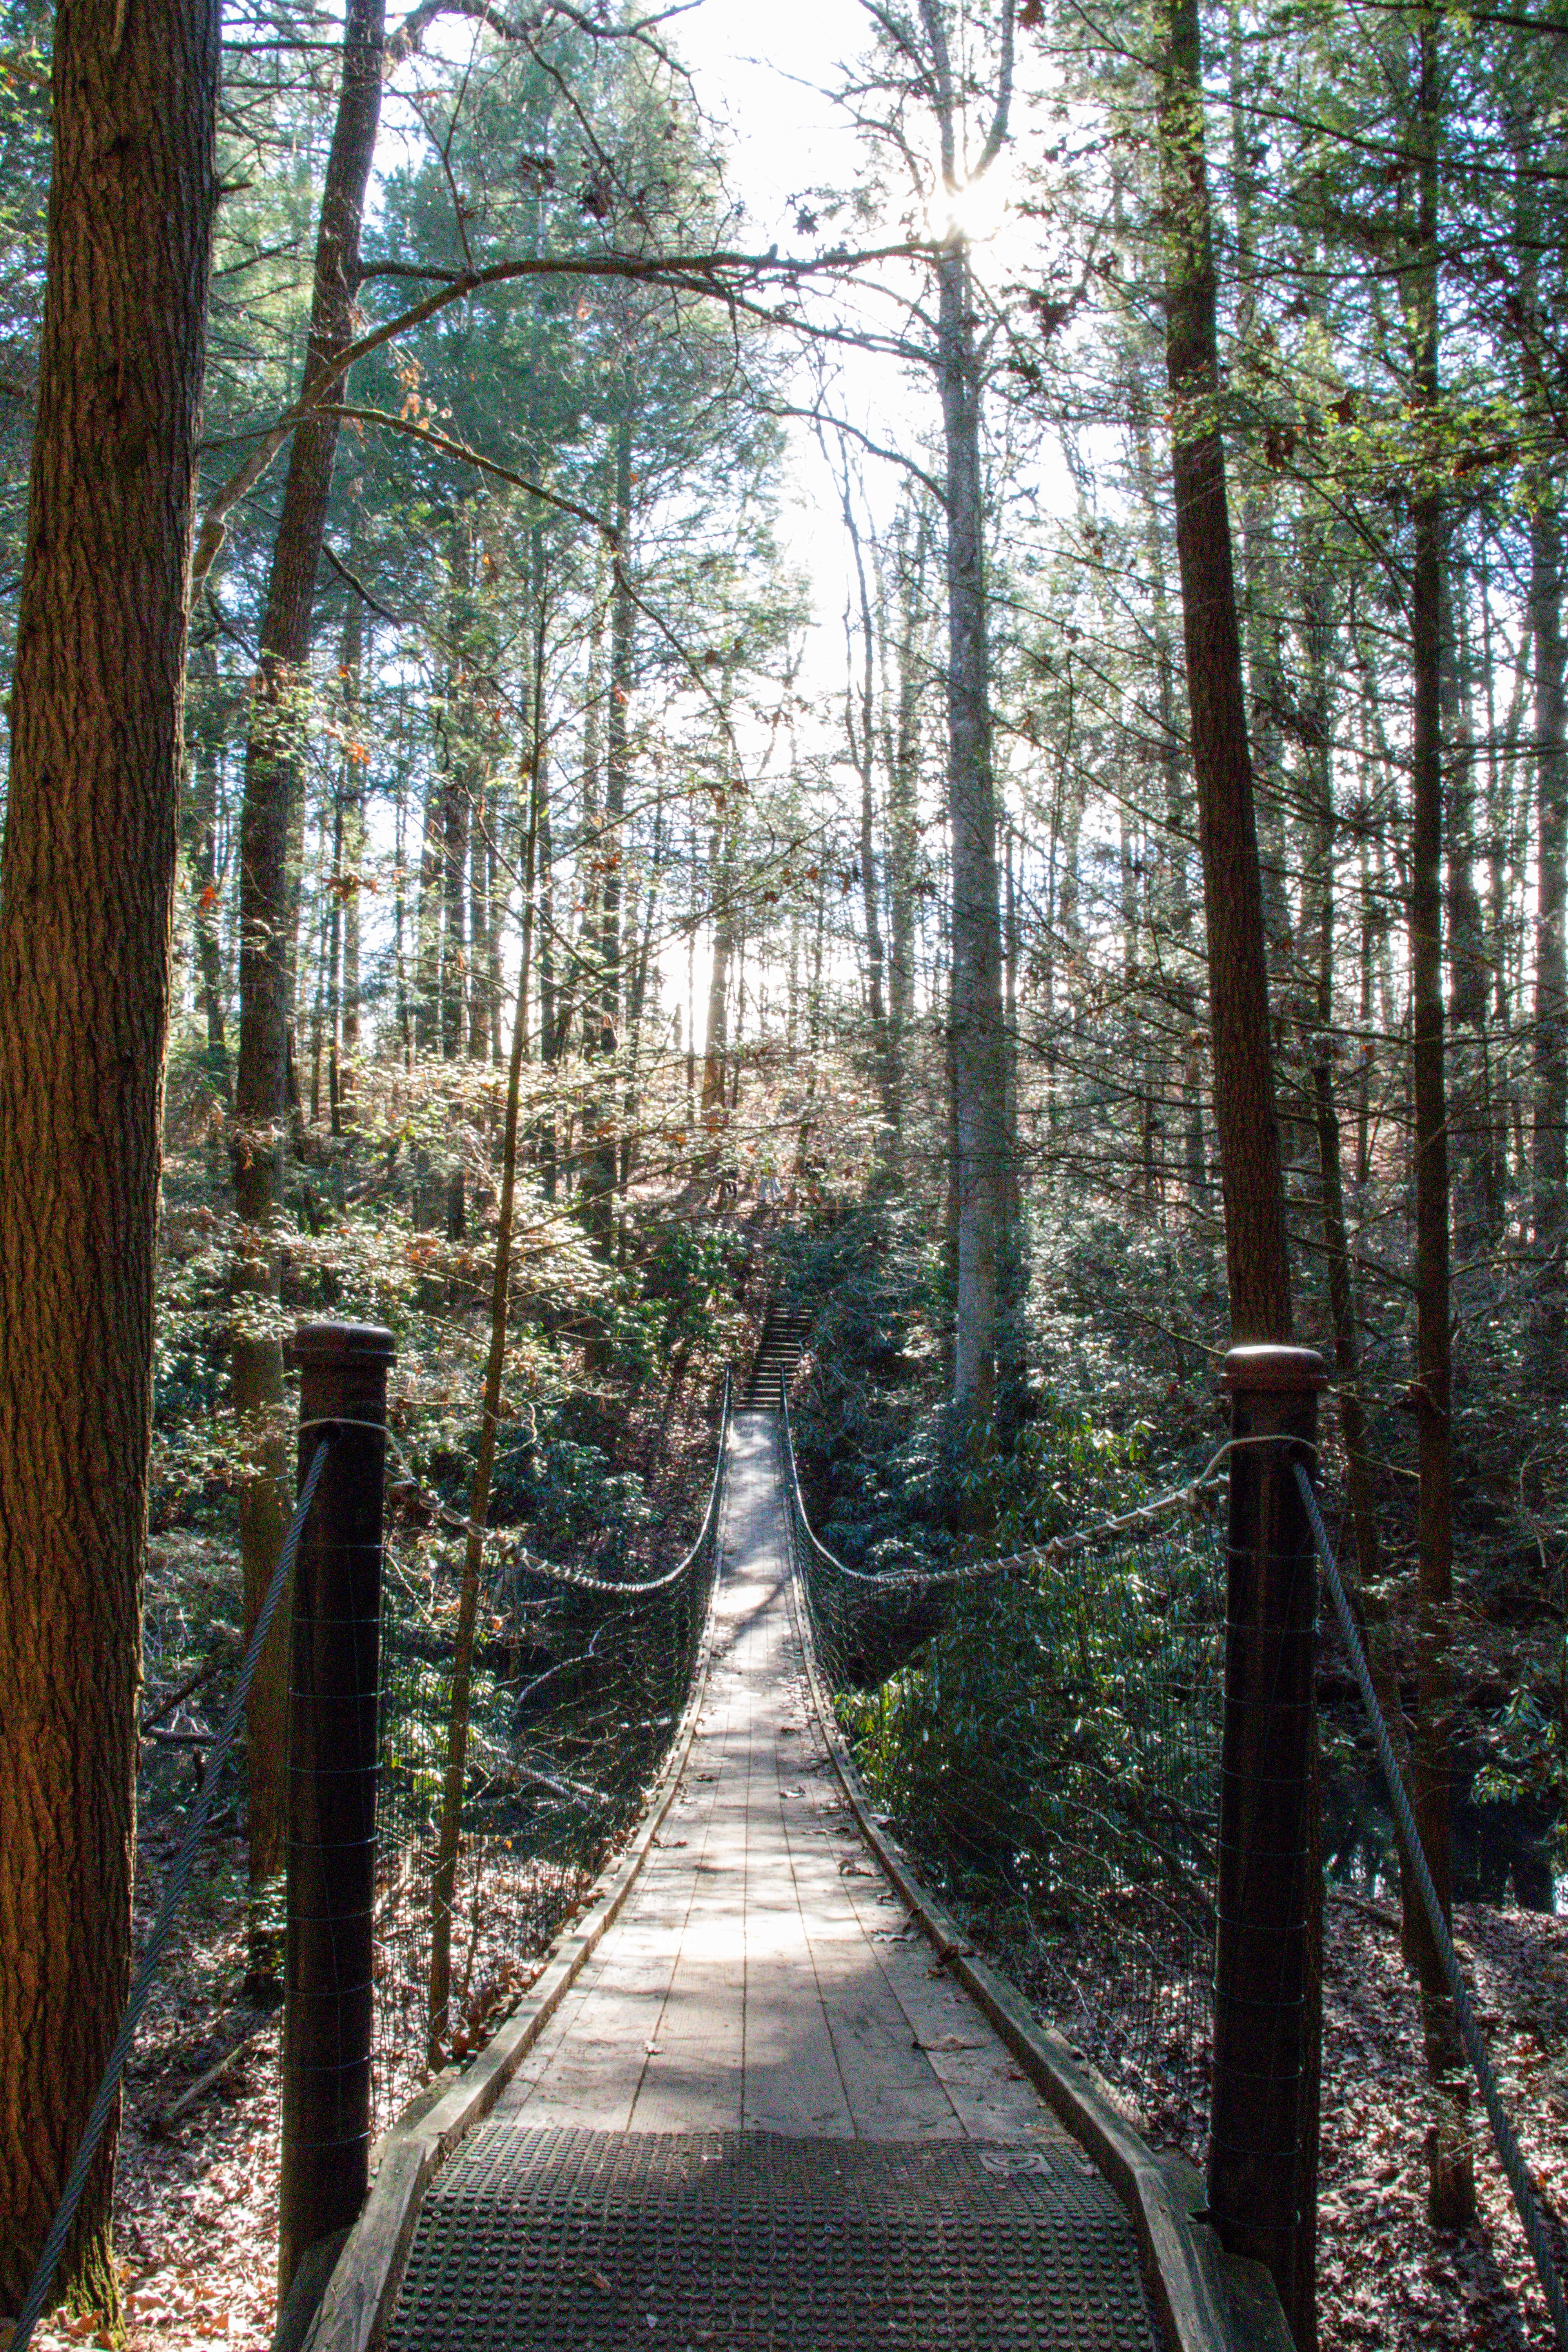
928;163;1012;247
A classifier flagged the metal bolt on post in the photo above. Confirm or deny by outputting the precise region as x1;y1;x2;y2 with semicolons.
1210;1343;1326;2349
278;1319;396;2302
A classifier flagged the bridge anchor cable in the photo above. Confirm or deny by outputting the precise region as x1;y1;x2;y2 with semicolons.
1295;1459;1568;2352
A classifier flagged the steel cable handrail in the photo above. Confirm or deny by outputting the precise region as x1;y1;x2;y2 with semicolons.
10;1439;331;2352
1296;1461;1568;2352
303;1370;730;1599
782;1376;1567;2343
777;1369;1227;1591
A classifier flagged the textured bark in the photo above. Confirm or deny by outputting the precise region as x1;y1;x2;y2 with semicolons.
936;237;1008;1449
1127;343;1206;1212
1406;0;1473;2231
340;607;367;1077
0;0;217;2306
839;479;897;1146
1443;573;1488;1264
1155;0;1307;2327
701;816;734;1117
439;744;471;1062
1304;572;1415;1906
439;514;475;1065
1510;116;1568;1353
585;409;633;1250
1156;0;1294;1347
184;644;227;1069
916;0;1013;1457
1530;498;1567;1354
428;937;532;2056
886;522;926;1073
413;762;443;1054
231;0;385;1973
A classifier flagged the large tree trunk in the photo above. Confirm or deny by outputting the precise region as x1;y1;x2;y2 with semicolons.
701;817;734;1118
230;0;385;1988
936;237;1009;1451
1156;0;1294;1344
439;509;476;1066
1510;113;1568;1362
340;608;367;1080
0;0;217;2308
1530;497;1567;1361
1126;340;1207;1220
1443;568;1488;1267
885;513;926;1091
1153;0;1308;2333
837;472;898;1149
1406;0;1474;2230
916;0;1013;1458
586;406;633;1256
185;641;229;1076
1302;534;1419;1939
428;943;532;2058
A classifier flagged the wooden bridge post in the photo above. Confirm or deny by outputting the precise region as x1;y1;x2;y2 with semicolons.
1210;1342;1326;2348
278;1319;396;2303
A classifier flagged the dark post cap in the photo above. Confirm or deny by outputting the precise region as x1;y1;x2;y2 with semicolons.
290;1320;397;1369
1222;1343;1328;1393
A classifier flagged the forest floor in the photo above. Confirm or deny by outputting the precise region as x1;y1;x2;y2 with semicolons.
20;1878;1564;2349
1314;1891;1568;2350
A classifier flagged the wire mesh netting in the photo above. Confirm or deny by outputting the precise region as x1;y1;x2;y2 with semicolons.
778;1389;1225;2158
369;1381;730;2132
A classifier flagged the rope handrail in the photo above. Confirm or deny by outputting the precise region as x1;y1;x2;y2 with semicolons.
777;1370;1229;1592
1295;1460;1568;2352
9;1439;332;2352
304;1369;731;1600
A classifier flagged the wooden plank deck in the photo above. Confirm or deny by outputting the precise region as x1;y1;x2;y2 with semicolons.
493;1408;1072;2151
364;1409;1178;2352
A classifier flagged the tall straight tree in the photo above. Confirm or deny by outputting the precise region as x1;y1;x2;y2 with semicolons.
230;0;385;1984
1404;0;1474;2229
1154;0;1294;1344
916;0;1015;1454
1150;0;1306;2336
0;0;218;2309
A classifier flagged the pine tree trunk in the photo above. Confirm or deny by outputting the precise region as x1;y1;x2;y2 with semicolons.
439;750;470;1062
1530;503;1567;1357
886;521;926;1083
1444;568;1488;1265
412;757;444;1054
1406;0;1474;2228
1303;566;1417;1926
1155;0;1308;2327
185;642;228;1073
439;510;474;1066
936;239;1009;1452
341;607;366;1080
1156;0;1294;1345
702;819;734;1119
230;0;384;1983
0;0;217;2304
586;408;633;1252
428;937;532;2056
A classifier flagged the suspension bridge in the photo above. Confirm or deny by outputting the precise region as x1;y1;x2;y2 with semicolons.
280;1308;1285;2352
13;1309;1566;2352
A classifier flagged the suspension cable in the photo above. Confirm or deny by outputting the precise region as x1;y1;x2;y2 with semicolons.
301;1373;730;1598
9;1439;331;2352
778;1373;1249;1591
1295;1460;1568;2352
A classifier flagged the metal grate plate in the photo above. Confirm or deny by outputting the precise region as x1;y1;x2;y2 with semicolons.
386;2126;1161;2351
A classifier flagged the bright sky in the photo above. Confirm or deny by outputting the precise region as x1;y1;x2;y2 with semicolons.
366;4;1078;1042
674;0;872;238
